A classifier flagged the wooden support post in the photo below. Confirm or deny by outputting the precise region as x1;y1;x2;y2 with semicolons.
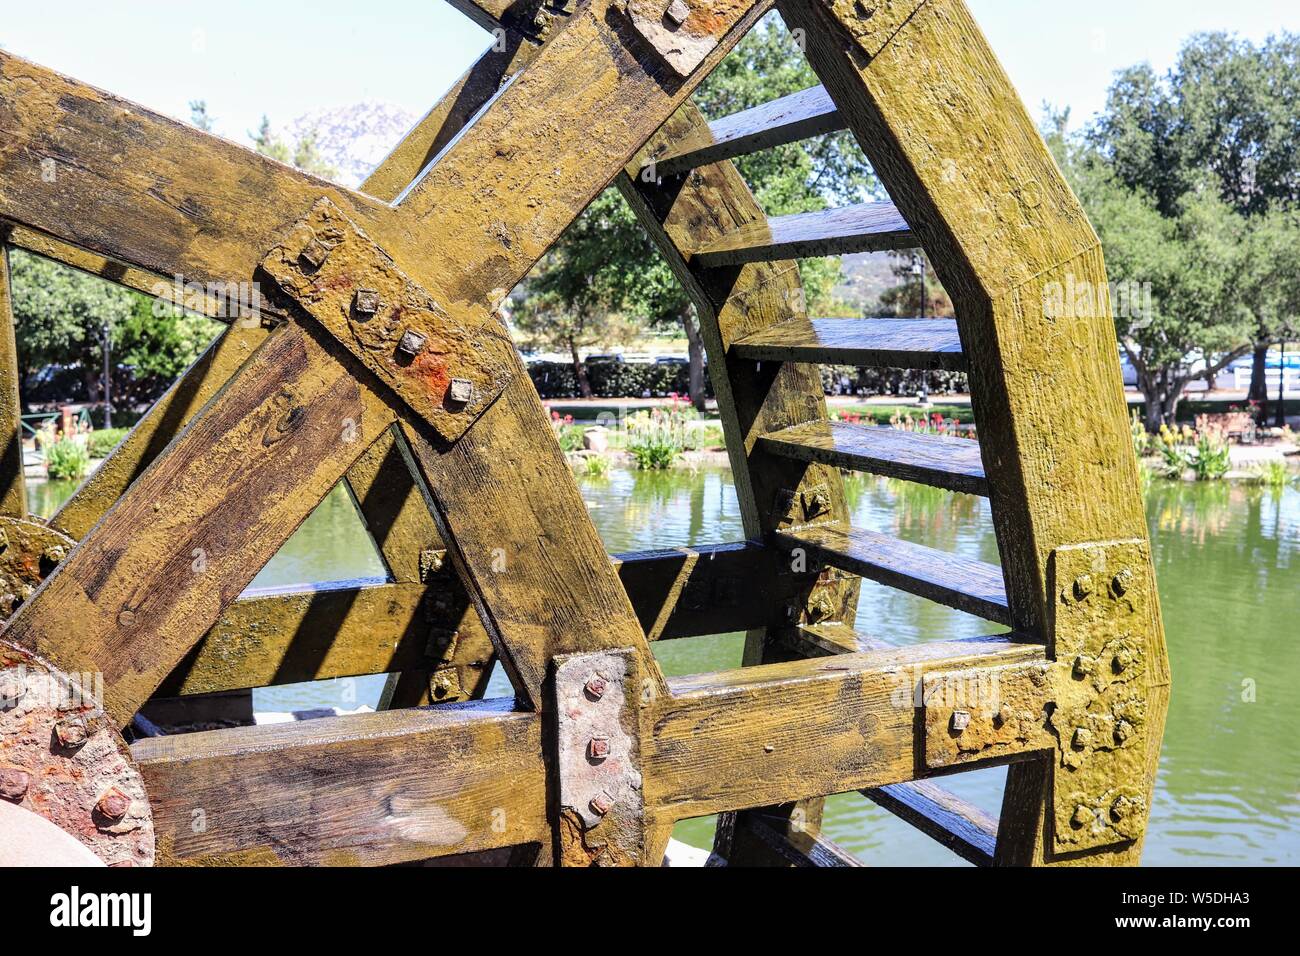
0;240;26;519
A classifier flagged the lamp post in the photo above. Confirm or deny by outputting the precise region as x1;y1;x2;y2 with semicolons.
912;253;931;408
101;321;112;430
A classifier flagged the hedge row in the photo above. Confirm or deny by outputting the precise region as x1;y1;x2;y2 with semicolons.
528;361;968;399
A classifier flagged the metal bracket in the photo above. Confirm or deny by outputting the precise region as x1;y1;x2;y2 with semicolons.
551;648;649;866
260;198;515;443
618;0;752;78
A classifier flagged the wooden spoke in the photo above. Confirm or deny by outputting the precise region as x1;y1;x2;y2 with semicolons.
689;201;914;267
730;316;966;369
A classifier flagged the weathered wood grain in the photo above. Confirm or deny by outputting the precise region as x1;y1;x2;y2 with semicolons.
133;699;546;866
0;242;24;518
730;316;966;369
760;420;989;495
864;780;997;866
774;522;1011;625
728;811;863;866
690;201;915;267
0;323;398;727
651;84;843;176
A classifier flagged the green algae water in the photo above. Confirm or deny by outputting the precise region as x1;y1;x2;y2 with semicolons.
27;467;1300;865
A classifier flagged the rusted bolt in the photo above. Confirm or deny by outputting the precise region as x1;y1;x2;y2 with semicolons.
43;544;67;563
0;767;31;801
1114;718;1133;743
448;378;475;405
1113;647;1134;672
584;675;608;700
1072;574;1093;601
1110;794;1140;822
1072;727;1092;749
0;668;25;703
664;0;690;27
54;715;89;749
1072;654;1095;678
1071;804;1092;827
299;236;333;269
117;608;136;627
397;329;427;357
804;489;830;518
353;289;380;316
806;592;835;624
95;786;131;823
587;735;611;761
994;703;1013;727
950;710;971;734
589;790;616;817
763;743;775;753
1111;568;1133;596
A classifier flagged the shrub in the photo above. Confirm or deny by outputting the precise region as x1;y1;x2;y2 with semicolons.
624;405;688;469
1187;427;1231;481
87;427;130;459
45;438;91;481
578;453;609;478
1247;460;1291;488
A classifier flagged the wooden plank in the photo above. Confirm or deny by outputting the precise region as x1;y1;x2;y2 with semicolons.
690;201;914;267
785;0;1169;864
648;636;1044;821
773;523;1011;625
0;241;25;518
729;812;863;866
132;699;547;866
730;316;966;370
0;324;398;727
651;84;843;176
864;780;997;866
759;420;988;495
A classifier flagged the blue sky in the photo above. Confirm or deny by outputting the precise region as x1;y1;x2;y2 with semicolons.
2;1;1298;151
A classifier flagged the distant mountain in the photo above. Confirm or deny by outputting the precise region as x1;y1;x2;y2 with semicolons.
287;101;419;189
833;251;898;314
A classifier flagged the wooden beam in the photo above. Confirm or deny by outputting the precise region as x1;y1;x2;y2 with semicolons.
729;316;967;369
0;240;25;518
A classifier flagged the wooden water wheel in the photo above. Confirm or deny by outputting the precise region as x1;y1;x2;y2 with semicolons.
0;0;1168;866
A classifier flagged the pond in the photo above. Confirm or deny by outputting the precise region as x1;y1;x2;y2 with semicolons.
27;466;1300;866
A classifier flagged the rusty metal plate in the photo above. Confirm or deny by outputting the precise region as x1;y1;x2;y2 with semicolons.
923;660;1054;768
260;198;515;443
0;517;75;618
620;0;754;77
1048;540;1158;852
552;648;648;865
0;641;155;866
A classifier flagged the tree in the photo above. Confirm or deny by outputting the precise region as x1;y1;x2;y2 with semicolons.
1088;32;1300;408
251;116;338;180
513;14;884;409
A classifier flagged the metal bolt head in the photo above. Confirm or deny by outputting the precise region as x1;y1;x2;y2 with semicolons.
1111;568;1133;596
95;786;131;823
1072;804;1093;827
587;735;611;761
354;288;380;316
584;675;608;700
994;702;1013;727
448;378;475;405
589;790;615;817
397;329;427;357
1072;726;1092;749
299;236;333;269
1110;794;1140;822
0;767;31;801
0;668;25;704
1114;718;1133;743
54;715;89;749
1072;574;1093;601
664;0;690;27
1113;647;1134;672
950;710;971;733
117;608;136;627
1072;654;1095;678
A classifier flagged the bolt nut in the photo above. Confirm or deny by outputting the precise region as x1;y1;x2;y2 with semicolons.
1114;718;1133;743
1072;654;1095;678
117;608;136;627
950;710;971;734
0;767;31;801
584;675;608;700
54;715;89;749
994;703;1013;727
1071;804;1093;827
299;236;333;269
0;669;25;704
448;378;475;405
587;735;611;761
354;289;380;315
664;0;690;27
1072;574;1093;601
397;329;427;357
1111;568;1133;596
95;786;132;823
1110;794;1141;822
1113;647;1134;672
589;790;615;817
1072;727;1092;749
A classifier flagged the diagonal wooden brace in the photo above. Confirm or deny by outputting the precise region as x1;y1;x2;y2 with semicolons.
259;198;516;443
